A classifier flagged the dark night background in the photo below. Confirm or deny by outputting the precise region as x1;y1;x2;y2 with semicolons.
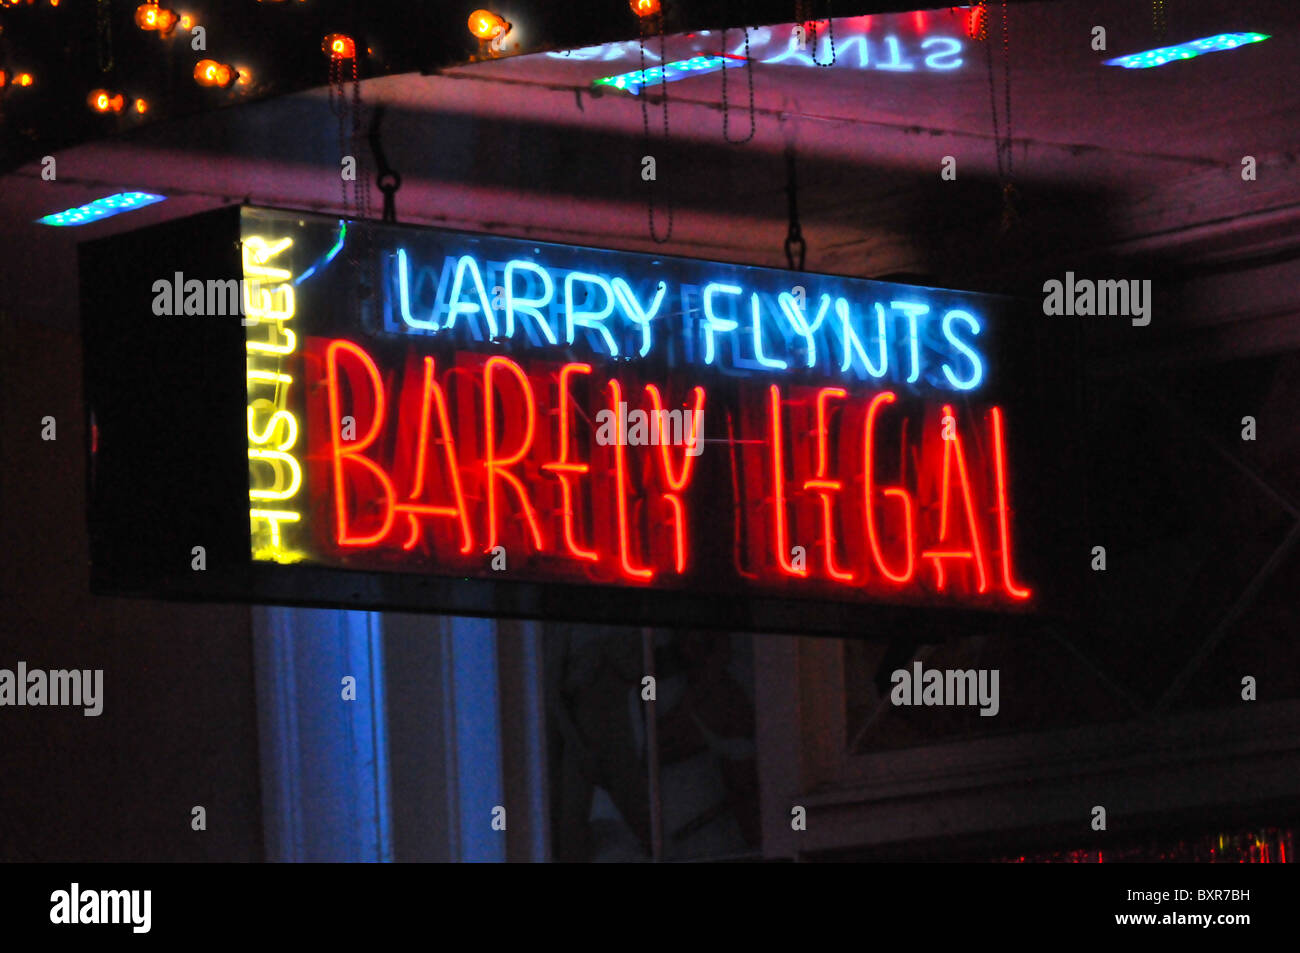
1;0;1298;869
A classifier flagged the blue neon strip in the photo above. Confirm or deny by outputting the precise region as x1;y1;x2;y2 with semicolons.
388;246;990;394
36;191;166;227
1103;32;1269;69
296;221;348;285
594;54;747;95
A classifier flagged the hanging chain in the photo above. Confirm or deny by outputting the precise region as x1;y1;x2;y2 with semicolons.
96;0;114;73
984;0;1016;232
1001;0;1012;183
328;45;374;309
329;51;370;225
1152;1;1166;40
639;14;673;244
369;107;402;224
784;147;806;271
800;0;836;67
721;23;756;144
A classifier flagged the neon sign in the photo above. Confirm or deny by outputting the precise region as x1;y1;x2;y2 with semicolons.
1103;33;1269;69
555;15;966;75
230;207;1033;612
594;53;748;94
243;233;305;562
387;247;987;391
36;191;165;227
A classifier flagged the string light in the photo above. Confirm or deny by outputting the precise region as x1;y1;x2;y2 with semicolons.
467;10;509;41
134;3;178;35
87;89;125;112
193;59;238;88
630;0;661;16
134;97;148;113
323;34;356;60
16;72;34;87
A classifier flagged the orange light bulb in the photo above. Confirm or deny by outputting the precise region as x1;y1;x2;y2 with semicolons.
630;0;661;16
193;59;235;87
468;10;507;40
135;97;148;113
88;89;125;112
323;33;356;59
134;3;159;30
16;72;33;87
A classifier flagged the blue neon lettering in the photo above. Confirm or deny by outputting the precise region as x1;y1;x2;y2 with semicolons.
778;292;831;368
836;35;870;69
878;36;914;71
940;309;984;390
750;294;788;370
564;272;619;357
762;36;817;67
446;255;498;338
837;300;889;378
503;259;557;345
891;301;928;384
612;278;666;358
921;37;963;70
384;250;988;392
396;248;440;331
701;282;742;366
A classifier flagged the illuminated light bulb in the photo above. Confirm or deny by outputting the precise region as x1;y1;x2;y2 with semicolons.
154;8;178;34
179;13;193;30
134;3;160;30
323;33;356;59
236;67;252;86
194;59;219;85
630;0;661;16
468;9;508;40
0;70;7;88
87;89;125;112
135;97;148;113
193;58;238;88
16;72;33;87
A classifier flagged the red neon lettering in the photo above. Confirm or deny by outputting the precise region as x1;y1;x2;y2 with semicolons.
396;356;473;554
607;378;654;580
767;385;809;577
921;404;988;593
483;356;545;552
863;392;916;584
990;406;1031;600
644;383;706;574
325;339;396;546
542;363;599;562
802;387;854;582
